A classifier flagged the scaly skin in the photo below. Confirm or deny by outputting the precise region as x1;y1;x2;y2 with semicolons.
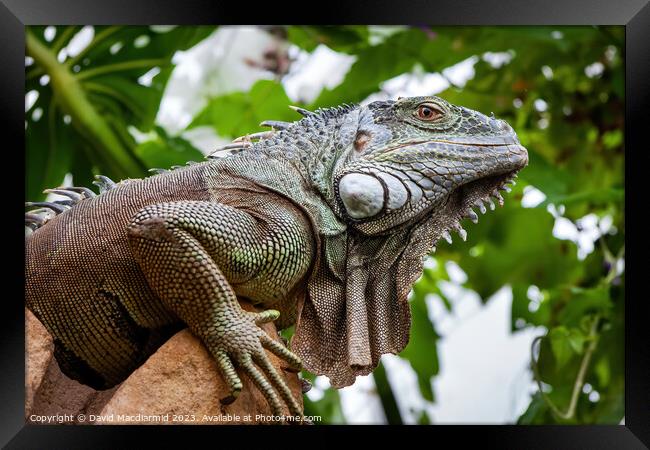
25;96;528;418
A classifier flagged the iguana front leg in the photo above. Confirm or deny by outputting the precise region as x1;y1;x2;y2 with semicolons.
126;200;308;417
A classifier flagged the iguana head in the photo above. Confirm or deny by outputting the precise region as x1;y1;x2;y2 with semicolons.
330;96;528;240
249;96;528;388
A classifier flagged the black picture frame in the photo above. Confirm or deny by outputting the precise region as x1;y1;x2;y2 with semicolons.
2;1;648;447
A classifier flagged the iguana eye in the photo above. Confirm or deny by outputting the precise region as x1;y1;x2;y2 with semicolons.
415;103;442;121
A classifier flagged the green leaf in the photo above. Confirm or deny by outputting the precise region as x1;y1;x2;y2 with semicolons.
190;80;295;138
567;329;586;354
399;281;440;402
519;149;571;200
555;285;612;326
511;283;551;330
134;127;204;169
549;324;588;369
538;188;624;209
453;205;583;302
310;28;456;108
594;357;611;387
589;378;624;424
517;392;548;424
602;129;623;150
373;362;403;424
286;26;370;53
416;410;431;425
26;25;215;199
25;88;75;199
549;326;574;369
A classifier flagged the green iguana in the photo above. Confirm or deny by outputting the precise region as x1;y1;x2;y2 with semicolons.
25;96;528;418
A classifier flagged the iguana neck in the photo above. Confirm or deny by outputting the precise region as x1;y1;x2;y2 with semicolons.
254;104;361;206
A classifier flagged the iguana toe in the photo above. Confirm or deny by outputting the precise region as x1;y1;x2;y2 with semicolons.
215;350;243;405
260;334;302;372
240;354;285;417
253;350;302;417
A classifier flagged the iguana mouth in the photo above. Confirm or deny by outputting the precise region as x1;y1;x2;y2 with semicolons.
434;168;520;247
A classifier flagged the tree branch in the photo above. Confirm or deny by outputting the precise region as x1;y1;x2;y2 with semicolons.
531;314;601;421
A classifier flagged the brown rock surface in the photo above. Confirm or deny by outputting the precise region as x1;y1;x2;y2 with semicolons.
26;302;303;425
25;307;54;418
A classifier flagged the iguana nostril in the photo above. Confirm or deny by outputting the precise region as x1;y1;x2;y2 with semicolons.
511;145;529;167
488;117;501;129
498;119;513;132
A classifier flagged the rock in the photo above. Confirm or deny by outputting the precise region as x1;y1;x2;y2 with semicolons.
26;302;303;425
25;307;53;418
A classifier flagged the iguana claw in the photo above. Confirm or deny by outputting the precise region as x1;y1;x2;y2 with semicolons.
300;377;312;394
212;309;303;419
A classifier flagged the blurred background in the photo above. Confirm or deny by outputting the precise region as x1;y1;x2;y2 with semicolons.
25;25;625;424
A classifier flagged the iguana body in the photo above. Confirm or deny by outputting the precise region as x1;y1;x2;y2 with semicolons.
25;96;528;417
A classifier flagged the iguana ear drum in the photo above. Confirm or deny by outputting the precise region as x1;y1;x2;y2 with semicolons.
338;173;385;219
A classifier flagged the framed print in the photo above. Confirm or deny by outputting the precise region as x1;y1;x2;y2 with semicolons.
2;0;648;448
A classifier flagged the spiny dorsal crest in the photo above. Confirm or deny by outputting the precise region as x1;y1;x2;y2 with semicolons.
26;103;359;232
25;180;105;231
207;103;358;159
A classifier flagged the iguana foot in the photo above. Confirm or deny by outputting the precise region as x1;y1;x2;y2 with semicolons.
205;308;303;418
